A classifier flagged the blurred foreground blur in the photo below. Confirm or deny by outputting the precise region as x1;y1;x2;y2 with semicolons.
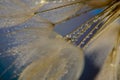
0;0;120;80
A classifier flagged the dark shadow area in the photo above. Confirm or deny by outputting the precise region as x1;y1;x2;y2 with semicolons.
79;56;100;80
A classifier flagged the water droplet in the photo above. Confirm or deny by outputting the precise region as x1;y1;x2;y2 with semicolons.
81;42;85;44
66;34;72;38
93;19;98;22
95;26;99;29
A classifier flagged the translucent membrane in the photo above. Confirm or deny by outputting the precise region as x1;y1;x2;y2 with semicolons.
0;0;45;16
0;0;45;28
0;13;84;80
0;0;92;79
36;0;92;23
18;37;84;80
0;0;91;28
0;0;119;80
